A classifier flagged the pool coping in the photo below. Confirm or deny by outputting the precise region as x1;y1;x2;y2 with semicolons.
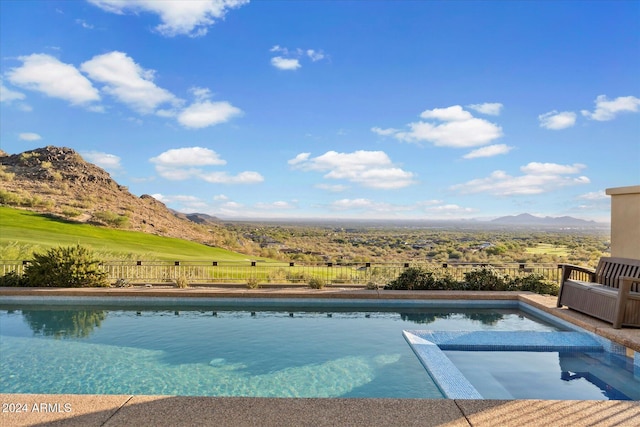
1;288;640;426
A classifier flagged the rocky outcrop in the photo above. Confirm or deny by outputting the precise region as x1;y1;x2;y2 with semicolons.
0;146;224;246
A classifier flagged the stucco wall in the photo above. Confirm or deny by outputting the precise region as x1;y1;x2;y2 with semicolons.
606;185;640;259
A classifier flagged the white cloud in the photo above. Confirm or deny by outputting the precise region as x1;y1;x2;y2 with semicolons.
467;103;503;116
577;190;608;201
150;147;263;184
315;183;348;192
150;193;208;210
199;171;264;184
150;147;226;167
75;19;94;29
451;162;589;196
329;198;408;213
423;204;476;215
81;51;177;114
581;95;640;121
463;144;513;159
386;105;503;148
255;201;296;210
81;151;122;169
420;105;473;121
0;80;26;103
520;162;585;175
7;53;100;106
271;56;301;71
270;45;327;70
177;100;242;128
306;49;325;61
538;110;577;130
289;150;417;189
88;0;249;37
18;132;41;141
371;127;399;136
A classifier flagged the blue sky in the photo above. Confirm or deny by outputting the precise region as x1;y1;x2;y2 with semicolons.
1;1;638;222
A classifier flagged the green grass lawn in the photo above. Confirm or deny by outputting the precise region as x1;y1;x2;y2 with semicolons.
0;206;270;262
524;243;570;257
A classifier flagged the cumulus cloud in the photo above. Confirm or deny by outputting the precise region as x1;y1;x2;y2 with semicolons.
538;110;577;130
18;132;41;141
371;127;399;136
178;100;242;128
581;95;640;121
306;49;325;61
379;105;503;148
271;56;301;71
289;150;417;189
88;0;249;37
423;204;476;215
269;45;327;70
7;54;100;106
463;144;513;159
150;193;208;210
75;19;94;29
81;151;122;170
315;183;348;192
329;198;409;213
451;162;589;196
150;147;226;167
199;171;264;184
81;51;177;114
0;80;26;103
467;103;503;116
577;190;607;201
150;147;263;184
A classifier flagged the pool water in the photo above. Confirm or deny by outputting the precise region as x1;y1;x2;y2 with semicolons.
0;303;558;398
445;351;640;400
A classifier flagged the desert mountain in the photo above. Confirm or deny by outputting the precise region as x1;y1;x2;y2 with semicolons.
0;146;229;246
491;213;598;226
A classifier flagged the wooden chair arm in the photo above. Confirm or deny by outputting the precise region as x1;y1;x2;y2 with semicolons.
559;264;596;282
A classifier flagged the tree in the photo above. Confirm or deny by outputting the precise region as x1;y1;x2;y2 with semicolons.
24;245;108;287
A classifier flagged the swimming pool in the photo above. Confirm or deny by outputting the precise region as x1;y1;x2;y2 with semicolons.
1;298;637;400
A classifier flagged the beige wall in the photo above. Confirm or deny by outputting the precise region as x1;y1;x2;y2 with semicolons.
606;185;640;259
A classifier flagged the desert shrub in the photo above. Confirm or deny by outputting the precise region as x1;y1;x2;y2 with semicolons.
308;276;325;289
23;245;108;288
246;277;260;289
0;189;22;205
62;208;82;218
93;210;129;228
385;267;455;290
0;271;28;287
462;267;508;291
174;276;189;288
286;270;310;283
508;274;559;296
113;278;131;288
365;281;379;290
0;166;15;181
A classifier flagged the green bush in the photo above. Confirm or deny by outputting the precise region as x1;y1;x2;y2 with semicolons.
93;210;130;228
462;267;507;291
174;276;189;288
246;277;260;289
508;274;559;296
308;276;325;289
23;245;108;287
385;267;456;290
0;271;28;287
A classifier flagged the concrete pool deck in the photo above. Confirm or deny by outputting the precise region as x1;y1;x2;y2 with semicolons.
1;287;639;426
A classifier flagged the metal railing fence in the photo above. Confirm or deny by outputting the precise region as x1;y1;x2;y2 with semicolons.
0;260;562;285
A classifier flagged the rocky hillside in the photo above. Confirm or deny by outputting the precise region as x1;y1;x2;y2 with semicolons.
0;146;234;247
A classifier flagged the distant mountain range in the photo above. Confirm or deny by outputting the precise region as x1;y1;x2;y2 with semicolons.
490;213;600;226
